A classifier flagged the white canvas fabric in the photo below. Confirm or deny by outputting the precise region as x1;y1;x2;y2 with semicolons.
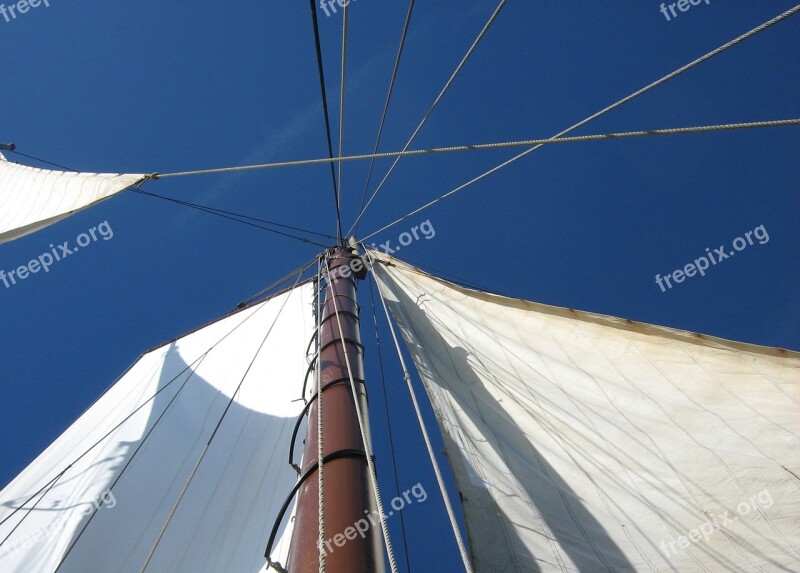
371;251;800;573
0;154;144;243
0;283;314;573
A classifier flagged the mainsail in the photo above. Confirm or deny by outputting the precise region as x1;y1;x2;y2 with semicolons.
0;152;144;243
0;283;314;573
371;251;800;572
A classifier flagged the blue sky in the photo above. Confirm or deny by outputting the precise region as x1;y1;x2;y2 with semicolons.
1;2;798;570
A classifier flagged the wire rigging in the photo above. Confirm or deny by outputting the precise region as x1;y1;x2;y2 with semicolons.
368;275;413;573
347;0;508;236
139;271;306;572
355;0;416;233
369;254;474;573
131;187;330;247
362;3;800;242
5;277;306;564
308;0;343;241
336;1;349;243
147;118;800;178
238;256;320;309
4;149;78;171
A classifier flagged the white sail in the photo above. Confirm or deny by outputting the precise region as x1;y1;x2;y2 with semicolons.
0;152;144;243
371;252;800;573
0;283;314;573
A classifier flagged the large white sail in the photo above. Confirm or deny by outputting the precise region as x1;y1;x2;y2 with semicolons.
371;251;800;572
0;283;314;573
0;153;144;243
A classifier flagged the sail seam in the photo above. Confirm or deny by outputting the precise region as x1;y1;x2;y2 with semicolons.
137;273;305;572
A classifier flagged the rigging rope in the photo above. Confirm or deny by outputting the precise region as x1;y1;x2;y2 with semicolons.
369;254;474;573
0;269;312;569
336;2;349;243
361;4;800;241
316;261;327;573
323;259;400;573
355;0;416;231
348;0;507;237
132;187;335;243
308;0;342;241
139;271;305;573
238;256;320;308
368;275;413;573
147;118;800;179
57;352;215;573
4;149;78;171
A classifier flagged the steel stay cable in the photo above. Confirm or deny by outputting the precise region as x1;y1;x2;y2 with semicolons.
356;0;416;227
132;187;335;241
308;0;342;240
348;0;507;237
147;118;800;179
361;4;800;242
335;1;349;243
368;253;474;573
368;275;413;573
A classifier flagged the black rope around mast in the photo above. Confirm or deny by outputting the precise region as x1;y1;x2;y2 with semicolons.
308;0;343;242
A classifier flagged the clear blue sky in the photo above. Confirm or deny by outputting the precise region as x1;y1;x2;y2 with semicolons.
1;2;798;571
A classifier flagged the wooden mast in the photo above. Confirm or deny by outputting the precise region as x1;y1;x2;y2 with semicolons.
287;244;385;572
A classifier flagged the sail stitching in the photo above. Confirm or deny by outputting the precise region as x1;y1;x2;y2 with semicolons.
432;266;756;570
436;295;531;572
530;317;663;571
668;339;800;559
565;323;718;572
523;305;751;571
626;338;772;571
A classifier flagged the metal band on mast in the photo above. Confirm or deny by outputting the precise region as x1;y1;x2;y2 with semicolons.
286;245;385;573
